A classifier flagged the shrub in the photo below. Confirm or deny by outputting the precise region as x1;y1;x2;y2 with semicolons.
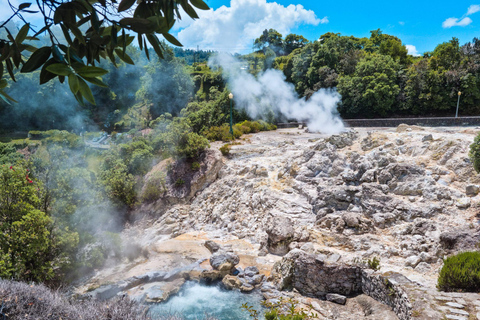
469;133;480;172
437;251;480;292
203;124;241;142
42;130;84;149
142;171;167;202
0;142;23;164
204;121;276;142
242;298;316;320
191;162;200;171
152;118;210;159
175;178;185;186
118;140;154;175
367;257;381;271
0;280;152;320
219;144;231;156
99;157;136;207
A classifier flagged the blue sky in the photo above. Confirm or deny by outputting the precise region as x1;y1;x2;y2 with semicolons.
1;0;479;55
173;0;480;55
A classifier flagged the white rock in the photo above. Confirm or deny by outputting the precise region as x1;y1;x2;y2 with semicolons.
405;255;421;268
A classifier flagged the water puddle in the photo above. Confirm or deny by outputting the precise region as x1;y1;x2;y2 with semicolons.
149;281;264;320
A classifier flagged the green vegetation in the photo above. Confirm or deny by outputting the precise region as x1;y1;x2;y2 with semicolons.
219;144;231;156
271;30;480;118
175;178;185;186
142;171;167;202
191;162;201;171
367;257;381;271
242;298;318;320
469;133;480;173
0;280;153;320
204;121;276;142
0;165;54;281
437;251;480;292
0;0;210;105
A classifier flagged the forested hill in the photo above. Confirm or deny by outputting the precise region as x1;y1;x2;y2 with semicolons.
270;30;480;118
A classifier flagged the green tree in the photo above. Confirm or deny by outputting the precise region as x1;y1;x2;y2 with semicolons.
99;156;136;207
151;117;209;159
432;38;462;70
283;34;309;55
135;47;193;118
0;165;54;281
370;29;409;64
254;29;284;55
338;54;400;117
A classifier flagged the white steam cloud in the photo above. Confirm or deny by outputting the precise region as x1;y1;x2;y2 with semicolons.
210;53;344;134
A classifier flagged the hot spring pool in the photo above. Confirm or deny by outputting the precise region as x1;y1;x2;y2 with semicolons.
149;281;265;320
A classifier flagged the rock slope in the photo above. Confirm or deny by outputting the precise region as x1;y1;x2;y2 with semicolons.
77;125;480;319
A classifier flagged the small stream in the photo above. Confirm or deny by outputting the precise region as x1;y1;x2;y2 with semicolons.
149;281;265;320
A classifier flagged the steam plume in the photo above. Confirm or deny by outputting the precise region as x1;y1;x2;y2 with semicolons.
209;53;344;134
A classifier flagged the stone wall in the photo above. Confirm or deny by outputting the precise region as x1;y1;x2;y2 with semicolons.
292;252;362;298
277;116;480;128
272;250;412;320
361;270;412;320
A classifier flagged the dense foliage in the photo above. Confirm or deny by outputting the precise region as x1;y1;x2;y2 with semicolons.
0;0;210;105
437;251;480;292
0;165;54;281
274;30;480;118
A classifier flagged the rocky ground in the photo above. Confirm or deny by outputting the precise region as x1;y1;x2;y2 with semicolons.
76;125;480;320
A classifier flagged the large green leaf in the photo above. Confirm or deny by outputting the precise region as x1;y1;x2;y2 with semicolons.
21;46;51;73
83;76;108;87
75;65;108;77
15;23;30;44
0;79;7;89
146;34;164;59
0;90;17;103
190;0;209;10
18;3;32;10
181;2;199;19
68;74;80;94
69;24;86;45
119;18;156;34
46;63;73;76
118;0;136;12
40;59;57;84
114;49;134;64
77;77;95;105
162;33;182;47
5;59;16;82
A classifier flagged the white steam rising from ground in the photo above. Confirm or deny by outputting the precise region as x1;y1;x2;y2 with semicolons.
209;53;344;134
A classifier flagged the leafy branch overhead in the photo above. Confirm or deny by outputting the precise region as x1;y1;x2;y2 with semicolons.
0;0;209;105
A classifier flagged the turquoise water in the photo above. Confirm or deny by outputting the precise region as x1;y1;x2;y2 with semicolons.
149;281;264;320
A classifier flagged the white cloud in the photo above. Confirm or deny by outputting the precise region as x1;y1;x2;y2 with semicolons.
176;0;323;52
442;4;480;28
467;4;480;15
406;44;420;57
442;17;473;28
318;16;329;24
